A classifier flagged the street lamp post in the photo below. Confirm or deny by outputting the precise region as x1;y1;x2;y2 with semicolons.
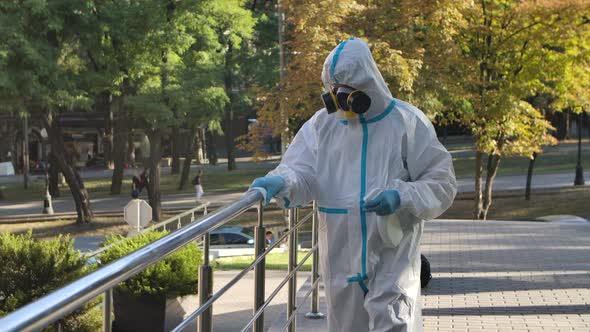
23;115;29;189
278;0;288;156
574;112;585;186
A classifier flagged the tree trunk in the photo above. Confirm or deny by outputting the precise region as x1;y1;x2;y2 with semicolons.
473;150;484;219
479;154;502;220
48;152;60;197
586;112;589;141
146;130;163;221
42;111;93;223
564;109;571;140
223;41;237;171
127;129;135;166
195;127;205;164
223;117;237;170
170;128;181;174
178;128;197;190
525;152;537;201
206;129;218;166
98;91;114;169
110;96;129;195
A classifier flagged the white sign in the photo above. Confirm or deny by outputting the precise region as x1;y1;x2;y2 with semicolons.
0;162;15;176
124;199;152;231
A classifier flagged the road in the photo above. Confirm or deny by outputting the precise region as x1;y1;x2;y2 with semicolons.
0;156;281;185
1;170;589;218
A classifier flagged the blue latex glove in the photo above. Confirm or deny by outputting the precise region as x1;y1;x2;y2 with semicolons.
364;190;401;216
250;176;286;204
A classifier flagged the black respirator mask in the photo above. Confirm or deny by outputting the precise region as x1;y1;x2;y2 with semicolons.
321;86;371;115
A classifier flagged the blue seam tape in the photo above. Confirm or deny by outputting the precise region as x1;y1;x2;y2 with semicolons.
338;99;396;126
346;273;368;283
330;39;350;84
318;207;348;214
346;273;369;296
360;114;368;279
359;280;369;296
365;100;396;124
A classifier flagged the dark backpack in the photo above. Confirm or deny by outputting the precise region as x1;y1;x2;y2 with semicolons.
420;254;432;288
191;176;198;185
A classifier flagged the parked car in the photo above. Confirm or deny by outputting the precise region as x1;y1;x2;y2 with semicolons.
210;226;255;248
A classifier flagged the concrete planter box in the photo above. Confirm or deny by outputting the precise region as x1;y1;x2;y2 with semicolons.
112;290;197;332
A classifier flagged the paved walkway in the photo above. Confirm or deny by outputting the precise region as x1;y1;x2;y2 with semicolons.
0;157;281;185
1;171;589;218
265;219;590;331
174;270;311;332
456;171;590;193
0;190;245;218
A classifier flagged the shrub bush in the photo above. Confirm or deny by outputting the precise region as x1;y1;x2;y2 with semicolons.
100;230;202;299
0;232;100;331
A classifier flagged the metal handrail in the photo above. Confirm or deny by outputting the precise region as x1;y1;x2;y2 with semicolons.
0;190;325;332
148;201;210;232
0;190;262;332
172;207;315;332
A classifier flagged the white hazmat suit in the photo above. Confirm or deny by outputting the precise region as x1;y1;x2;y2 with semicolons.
267;38;457;331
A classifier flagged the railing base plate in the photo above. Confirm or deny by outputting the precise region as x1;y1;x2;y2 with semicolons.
305;312;325;320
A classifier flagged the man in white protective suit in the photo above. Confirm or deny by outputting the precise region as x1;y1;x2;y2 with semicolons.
249;37;457;331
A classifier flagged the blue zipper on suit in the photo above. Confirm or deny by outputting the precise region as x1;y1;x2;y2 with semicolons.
329;36;372;296
346;114;370;296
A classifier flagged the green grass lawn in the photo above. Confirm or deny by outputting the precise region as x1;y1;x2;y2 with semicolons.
452;152;590;178
214;250;313;271
0;216;130;239
441;187;590;220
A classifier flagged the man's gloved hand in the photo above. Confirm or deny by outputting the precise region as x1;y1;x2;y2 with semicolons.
250;176;286;204
364;190;401;216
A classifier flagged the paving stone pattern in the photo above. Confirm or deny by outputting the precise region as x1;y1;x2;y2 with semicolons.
271;220;590;331
421;220;590;332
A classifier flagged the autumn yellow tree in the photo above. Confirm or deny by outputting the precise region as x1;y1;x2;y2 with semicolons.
243;0;424;157
246;0;589;220
425;0;590;219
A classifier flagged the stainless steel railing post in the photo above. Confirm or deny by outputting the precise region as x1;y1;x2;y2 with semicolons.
253;201;266;332
287;208;298;332
198;232;213;332
305;201;325;319
102;289;113;332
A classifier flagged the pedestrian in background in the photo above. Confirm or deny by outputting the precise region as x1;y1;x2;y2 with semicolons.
131;169;148;198
192;169;204;204
265;231;275;245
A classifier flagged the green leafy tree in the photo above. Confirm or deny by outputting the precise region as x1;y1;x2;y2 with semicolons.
414;0;589;219
168;6;230;188
0;0;94;222
200;0;256;171
114;0;207;220
78;0;165;194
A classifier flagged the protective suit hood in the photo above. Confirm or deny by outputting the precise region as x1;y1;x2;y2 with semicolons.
321;38;394;119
